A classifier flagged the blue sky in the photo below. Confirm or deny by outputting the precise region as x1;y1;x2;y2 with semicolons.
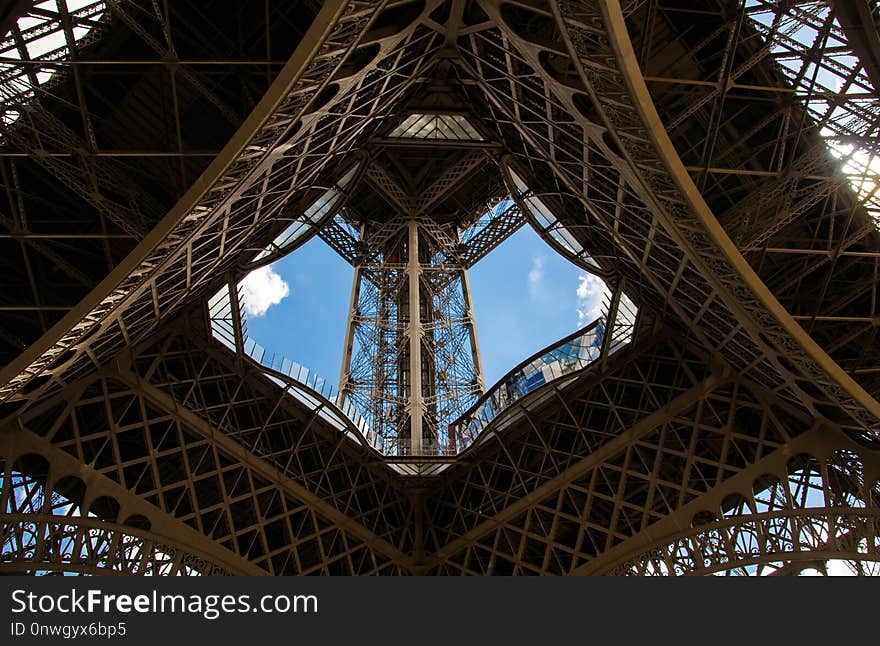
468;226;604;384
241;225;606;389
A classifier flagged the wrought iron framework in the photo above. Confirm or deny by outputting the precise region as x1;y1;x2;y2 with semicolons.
1;0;880;575
338;217;485;456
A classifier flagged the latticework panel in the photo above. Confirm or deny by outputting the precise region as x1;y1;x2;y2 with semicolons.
613;448;880;576
1;452;232;576
5;318;418;574
626;0;880;398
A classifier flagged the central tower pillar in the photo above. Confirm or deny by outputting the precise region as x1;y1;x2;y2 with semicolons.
406;217;424;455
339;216;484;456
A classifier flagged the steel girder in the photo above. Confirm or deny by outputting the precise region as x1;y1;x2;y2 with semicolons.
455;0;880;439
0;421;259;575
423;339;879;574
625;0;880;414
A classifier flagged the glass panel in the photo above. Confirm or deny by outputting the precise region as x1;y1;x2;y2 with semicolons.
509;168;600;266
250;165;359;263
451;290;638;452
389;113;483;140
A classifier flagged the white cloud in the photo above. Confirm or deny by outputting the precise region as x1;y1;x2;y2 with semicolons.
239;265;290;317
527;256;545;299
576;272;608;327
822;559;856;577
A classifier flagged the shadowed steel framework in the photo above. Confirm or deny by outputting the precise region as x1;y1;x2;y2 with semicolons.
1;0;880;576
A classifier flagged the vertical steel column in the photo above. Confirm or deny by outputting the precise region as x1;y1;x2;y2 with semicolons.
338;264;362;406
407;218;424;454
460;267;485;392
600;280;623;370
377;278;390;439
227;273;245;362
338;221;485;455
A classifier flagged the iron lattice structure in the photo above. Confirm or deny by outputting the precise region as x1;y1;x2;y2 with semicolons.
0;0;879;575
339;216;485;456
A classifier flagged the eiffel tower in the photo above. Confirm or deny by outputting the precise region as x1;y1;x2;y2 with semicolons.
1;0;880;576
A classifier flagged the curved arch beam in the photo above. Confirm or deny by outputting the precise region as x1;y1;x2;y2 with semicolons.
609;508;880;576
1;513;235;576
473;0;880;431
0;0;441;405
500;159;612;279
593;0;880;426
237;156;369;274
0;0;356;400
574;421;880;575
0;432;262;575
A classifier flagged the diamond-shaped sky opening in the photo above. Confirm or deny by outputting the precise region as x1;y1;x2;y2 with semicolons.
206;171;632;459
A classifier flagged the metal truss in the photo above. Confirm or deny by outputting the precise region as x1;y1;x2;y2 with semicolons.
626;0;880;408
0;0;447;403
317;210;362;265
339;215;483;456
0;0;326;366
458;195;527;268
605;438;880;576
423;335;816;574
0;419;257;575
1;313;417;573
1;451;232;576
2;0;880;576
454;0;880;441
